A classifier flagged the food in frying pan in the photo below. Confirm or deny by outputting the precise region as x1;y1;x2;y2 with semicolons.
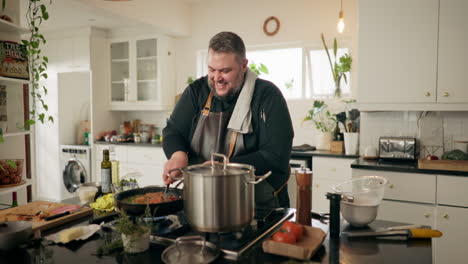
124;192;179;204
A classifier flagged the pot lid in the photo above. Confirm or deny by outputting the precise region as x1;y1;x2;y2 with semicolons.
185;162;253;177
161;236;219;264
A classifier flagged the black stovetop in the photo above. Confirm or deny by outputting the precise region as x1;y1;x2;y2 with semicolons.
150;208;295;260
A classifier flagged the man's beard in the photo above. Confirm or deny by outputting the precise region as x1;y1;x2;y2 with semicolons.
209;71;245;101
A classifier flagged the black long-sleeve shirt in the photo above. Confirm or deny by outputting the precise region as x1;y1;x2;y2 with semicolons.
163;76;294;191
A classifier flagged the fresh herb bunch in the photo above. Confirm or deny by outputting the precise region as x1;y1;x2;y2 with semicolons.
321;33;352;97
303;100;336;132
115;206;152;237
248;62;269;76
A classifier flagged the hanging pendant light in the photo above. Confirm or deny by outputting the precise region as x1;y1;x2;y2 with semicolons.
337;0;345;33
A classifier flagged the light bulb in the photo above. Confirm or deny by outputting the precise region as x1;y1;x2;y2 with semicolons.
337;11;345;33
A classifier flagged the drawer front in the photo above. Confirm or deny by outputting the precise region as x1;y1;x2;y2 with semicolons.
353;169;436;204
312;156;355;181
437;175;468;207
378;200;435;227
127;146;166;166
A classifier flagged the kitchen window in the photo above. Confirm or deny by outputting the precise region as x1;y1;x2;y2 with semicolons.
196;42;351;99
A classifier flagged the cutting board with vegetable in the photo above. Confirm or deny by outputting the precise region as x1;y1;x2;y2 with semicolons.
0;201;93;232
263;223;326;260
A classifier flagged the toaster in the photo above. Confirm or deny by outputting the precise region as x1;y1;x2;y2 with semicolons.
379;137;417;161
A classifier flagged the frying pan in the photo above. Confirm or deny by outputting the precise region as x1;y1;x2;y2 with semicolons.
114;186;183;216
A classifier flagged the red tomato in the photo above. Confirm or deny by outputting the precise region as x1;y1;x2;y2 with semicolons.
272;230;296;244
281;221;304;241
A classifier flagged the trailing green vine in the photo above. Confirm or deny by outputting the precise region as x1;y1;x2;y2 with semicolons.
22;0;53;130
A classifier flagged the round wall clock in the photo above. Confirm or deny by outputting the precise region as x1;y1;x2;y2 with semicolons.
263;16;280;36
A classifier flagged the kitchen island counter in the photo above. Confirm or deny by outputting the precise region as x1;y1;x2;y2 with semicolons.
0;214;432;264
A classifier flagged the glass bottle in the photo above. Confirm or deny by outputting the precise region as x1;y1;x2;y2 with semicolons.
11;191;18;207
101;149;112;194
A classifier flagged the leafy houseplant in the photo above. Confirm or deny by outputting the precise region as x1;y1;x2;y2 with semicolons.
23;0;53;128
321;33;352;97
116;208;152;253
303;100;336;132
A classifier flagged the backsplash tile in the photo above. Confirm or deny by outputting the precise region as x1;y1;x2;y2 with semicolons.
361;111;468;158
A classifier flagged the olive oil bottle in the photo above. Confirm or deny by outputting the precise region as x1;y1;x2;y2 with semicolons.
101;149;112;193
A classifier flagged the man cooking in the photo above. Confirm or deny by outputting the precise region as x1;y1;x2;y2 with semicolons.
162;31;294;208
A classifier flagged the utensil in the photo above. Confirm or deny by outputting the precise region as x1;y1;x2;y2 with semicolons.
167;153;271;233
342;228;442;239
114;186;183;216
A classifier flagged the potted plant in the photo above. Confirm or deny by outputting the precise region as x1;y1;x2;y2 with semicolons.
115;208;151;254
321;33;352;98
303;100;336;150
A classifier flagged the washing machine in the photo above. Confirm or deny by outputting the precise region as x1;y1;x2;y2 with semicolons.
59;145;91;201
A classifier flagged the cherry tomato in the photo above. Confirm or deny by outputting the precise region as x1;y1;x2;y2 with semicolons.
272;230;296;244
281;221;304;241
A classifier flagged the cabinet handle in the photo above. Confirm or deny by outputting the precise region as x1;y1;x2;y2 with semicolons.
425;92;431;97
424;213;430;218
443;92;449;97
443;213;449;219
389;184;394;189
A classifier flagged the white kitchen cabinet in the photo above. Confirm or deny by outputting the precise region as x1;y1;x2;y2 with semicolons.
434;205;468;264
437;0;468;103
357;0;468;111
93;144;166;187
110;35;175;111
353;167;468;264
378;200;435;227
312;156;356;213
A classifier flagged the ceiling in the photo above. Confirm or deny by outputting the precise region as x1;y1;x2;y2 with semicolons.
20;0;150;32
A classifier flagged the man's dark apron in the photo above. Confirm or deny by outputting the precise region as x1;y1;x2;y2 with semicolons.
190;92;289;208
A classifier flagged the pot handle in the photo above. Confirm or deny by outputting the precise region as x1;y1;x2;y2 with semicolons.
245;171;272;184
167;168;184;181
211;153;228;170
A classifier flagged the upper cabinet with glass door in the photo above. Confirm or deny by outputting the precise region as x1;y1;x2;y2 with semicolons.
110;35;175;111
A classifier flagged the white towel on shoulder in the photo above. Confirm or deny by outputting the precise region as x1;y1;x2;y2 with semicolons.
227;68;258;134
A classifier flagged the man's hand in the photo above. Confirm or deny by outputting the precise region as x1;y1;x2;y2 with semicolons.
163;151;188;185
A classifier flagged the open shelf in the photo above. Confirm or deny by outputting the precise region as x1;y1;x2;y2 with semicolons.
0;179;32;196
0;76;30;85
2;131;31;138
0;19;29;34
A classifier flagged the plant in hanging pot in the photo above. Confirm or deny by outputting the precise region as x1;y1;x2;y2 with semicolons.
321;33;352;98
302;100;336;150
115;208;152;254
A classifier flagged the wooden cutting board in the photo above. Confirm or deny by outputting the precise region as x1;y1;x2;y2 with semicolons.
0;201;93;232
263;225;327;260
418;159;468;172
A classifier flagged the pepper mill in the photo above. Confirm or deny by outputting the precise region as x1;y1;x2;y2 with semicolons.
295;166;312;226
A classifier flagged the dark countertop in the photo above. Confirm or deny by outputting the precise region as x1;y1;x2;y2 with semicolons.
94;141;163;148
0;213;431;264
291;149;360;159
352;158;468;177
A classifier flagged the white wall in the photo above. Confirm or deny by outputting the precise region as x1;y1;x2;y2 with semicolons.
173;0;358;146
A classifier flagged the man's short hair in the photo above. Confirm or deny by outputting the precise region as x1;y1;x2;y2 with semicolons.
208;31;246;64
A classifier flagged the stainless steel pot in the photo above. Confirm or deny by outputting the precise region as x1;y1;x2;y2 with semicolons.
168;153;270;233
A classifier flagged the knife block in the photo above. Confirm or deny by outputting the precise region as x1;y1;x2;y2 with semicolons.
295;167;312;226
